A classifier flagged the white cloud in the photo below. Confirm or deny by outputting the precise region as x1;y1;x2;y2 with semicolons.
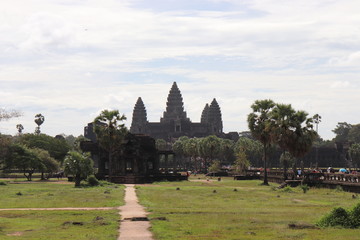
1;0;360;140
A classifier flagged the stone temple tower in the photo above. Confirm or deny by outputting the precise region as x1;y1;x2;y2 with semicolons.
129;82;225;140
160;82;190;123
201;98;223;134
130;97;148;134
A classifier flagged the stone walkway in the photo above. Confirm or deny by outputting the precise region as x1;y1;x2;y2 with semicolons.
118;184;153;240
0;184;154;240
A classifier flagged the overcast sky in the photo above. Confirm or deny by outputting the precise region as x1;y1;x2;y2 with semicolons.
1;0;360;140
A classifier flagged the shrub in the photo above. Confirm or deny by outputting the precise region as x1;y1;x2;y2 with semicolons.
87;175;100;186
349;203;360;228
317;207;350;228
300;184;309;194
281;186;294;193
335;185;343;192
0;181;7;186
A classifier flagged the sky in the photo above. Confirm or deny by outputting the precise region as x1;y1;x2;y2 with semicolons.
1;0;360;140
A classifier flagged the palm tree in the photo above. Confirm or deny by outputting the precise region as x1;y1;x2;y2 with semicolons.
16;124;24;134
93;110;127;180
34;114;45;134
271;103;296;180
247;99;275;185
286;111;318;168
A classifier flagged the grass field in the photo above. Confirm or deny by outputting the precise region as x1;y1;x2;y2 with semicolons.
0;181;124;208
0;180;124;239
0;210;119;240
137;177;360;240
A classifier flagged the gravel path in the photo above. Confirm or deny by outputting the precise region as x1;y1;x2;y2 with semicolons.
118;184;153;240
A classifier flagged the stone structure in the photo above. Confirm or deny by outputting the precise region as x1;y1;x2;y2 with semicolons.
82;123;186;183
130;82;230;140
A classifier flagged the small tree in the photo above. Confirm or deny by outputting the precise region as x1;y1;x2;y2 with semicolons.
64;151;94;187
233;148;250;174
32;148;59;180
208;160;221;173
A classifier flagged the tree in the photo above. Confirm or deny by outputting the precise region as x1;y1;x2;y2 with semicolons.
32;148;59;180
233;148;250;174
0;134;12;170
219;138;235;164
235;137;263;167
0;108;22;121
184;138;200;172
349;143;360;169
155;139;167;151
18;133;70;163
333;122;352;143
16;124;24;134
198;135;222;173
34;113;45;134
172;136;190;169
348;124;360;144
93;109;127;179
247;99;276;185
64;151;94;187
271;103;298;180
285;111;318;160
6;144;43;181
208;160;221;173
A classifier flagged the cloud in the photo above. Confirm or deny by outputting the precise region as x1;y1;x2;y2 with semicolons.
1;0;360;140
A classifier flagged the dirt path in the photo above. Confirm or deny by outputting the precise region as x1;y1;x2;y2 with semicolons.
118;184;153;240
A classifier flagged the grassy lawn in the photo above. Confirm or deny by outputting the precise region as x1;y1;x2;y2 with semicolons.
137;177;360;240
0;210;119;240
0;181;124;208
0;180;124;239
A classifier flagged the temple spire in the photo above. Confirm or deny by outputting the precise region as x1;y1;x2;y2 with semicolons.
161;82;188;122
130;97;148;134
208;98;223;134
201;103;209;123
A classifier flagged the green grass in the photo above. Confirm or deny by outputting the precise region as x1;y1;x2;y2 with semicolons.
137;179;360;240
0;181;124;239
0;210;119;240
0;182;124;208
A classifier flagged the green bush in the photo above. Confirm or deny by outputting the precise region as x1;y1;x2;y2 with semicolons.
281;186;294;193
300;184;309;193
349;203;360;228
0;181;7;186
317;207;349;228
87;175;100;186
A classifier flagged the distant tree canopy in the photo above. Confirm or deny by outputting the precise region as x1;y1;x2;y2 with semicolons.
17;133;71;163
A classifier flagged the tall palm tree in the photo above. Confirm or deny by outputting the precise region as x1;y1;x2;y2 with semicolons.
271;103;296;180
247;99;275;185
286;111;319;168
93;110;127;180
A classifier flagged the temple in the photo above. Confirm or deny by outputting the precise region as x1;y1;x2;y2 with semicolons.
130;82;235;140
